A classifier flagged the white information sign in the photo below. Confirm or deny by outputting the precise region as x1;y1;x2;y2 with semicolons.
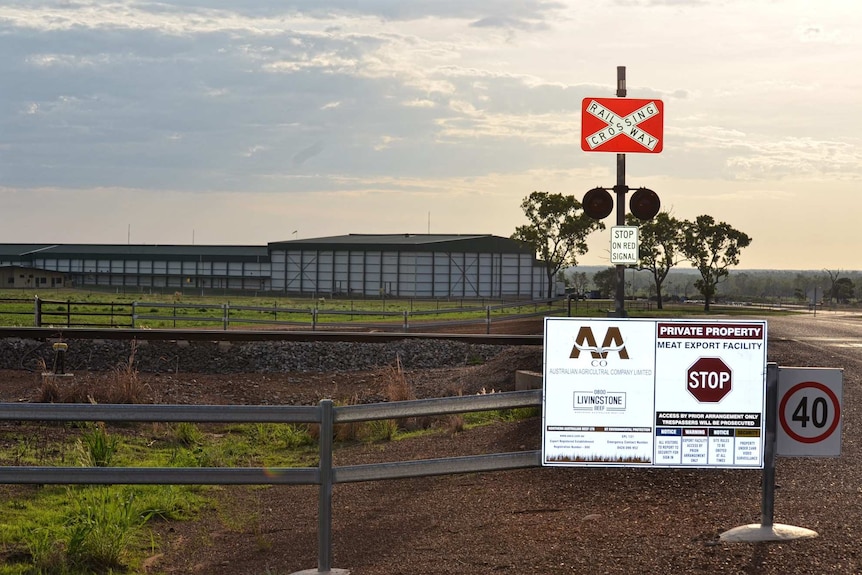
777;367;843;457
610;226;638;265
542;318;767;469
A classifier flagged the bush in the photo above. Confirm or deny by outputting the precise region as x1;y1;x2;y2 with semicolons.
77;424;118;467
65;488;147;571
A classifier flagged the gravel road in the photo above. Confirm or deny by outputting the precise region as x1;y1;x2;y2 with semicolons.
2;311;861;575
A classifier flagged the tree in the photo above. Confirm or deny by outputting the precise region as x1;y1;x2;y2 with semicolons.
556;271;570;289
593;267;617;298
512;191;604;298
569;271;589;297
833;277;855;303
681;215;752;312
823;269;841;305
626;212;685;310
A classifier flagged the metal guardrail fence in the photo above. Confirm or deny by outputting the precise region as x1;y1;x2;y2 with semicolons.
0;389;543;573
0;296;587;331
5;296;671;331
5;296;851;331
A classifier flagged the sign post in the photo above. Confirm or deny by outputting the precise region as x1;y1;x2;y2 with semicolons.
614;68;627;317
580;67;664;317
720;364;826;542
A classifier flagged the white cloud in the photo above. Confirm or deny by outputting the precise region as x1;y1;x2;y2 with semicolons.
0;0;860;270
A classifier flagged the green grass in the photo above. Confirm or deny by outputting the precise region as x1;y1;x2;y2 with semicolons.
462;406;541;427
0;288;578;329
0;287;806;330
76;424;119;467
0;483;203;574
0;419;324;574
0;405;537;573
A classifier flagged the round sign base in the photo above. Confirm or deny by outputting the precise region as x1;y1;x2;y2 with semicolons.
720;523;818;543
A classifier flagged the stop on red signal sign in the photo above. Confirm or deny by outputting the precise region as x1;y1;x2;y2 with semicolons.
687;357;732;403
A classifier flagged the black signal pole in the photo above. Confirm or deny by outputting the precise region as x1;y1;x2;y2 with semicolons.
614;66;627;318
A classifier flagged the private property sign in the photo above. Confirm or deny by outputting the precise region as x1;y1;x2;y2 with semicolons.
581;98;664;153
542;318;767;469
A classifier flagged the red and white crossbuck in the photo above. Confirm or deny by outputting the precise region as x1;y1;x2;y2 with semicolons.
581;97;664;154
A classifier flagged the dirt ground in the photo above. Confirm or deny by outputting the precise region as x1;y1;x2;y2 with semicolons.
1;314;861;575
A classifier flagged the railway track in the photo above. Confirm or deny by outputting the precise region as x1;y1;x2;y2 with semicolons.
0;326;544;346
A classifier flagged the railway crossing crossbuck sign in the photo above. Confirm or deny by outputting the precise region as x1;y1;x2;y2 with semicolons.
581;97;664;153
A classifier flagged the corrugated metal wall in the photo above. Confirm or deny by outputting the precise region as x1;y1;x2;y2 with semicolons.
270;248;547;298
2;239;550;298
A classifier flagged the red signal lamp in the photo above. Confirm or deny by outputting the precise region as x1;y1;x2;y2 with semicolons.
629;187;660;220
583;187;614;220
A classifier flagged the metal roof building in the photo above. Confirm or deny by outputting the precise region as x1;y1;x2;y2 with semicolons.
268;234;547;298
0;243;270;292
0;234;549;298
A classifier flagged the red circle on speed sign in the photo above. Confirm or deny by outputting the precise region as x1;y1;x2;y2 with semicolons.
779;381;841;444
687;357;732;402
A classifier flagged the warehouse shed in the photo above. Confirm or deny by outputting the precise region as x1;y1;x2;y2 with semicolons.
268;234;549;299
0;265;67;289
0;235;550;298
0;244;270;292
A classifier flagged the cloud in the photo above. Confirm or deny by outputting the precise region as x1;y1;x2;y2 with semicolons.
0;0;861;273
469;15;550;32
0;0;589;193
292;141;325;166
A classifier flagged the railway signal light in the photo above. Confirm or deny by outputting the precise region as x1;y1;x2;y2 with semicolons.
583;187;614;219
582;186;661;221
629;187;661;220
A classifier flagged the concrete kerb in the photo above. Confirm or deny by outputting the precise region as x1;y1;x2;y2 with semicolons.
720;523;818;543
515;369;543;390
290;569;350;575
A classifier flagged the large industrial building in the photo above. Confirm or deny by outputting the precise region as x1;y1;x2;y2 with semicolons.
0;234;552;299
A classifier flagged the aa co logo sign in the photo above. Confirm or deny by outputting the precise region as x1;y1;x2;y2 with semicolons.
569;326;629;366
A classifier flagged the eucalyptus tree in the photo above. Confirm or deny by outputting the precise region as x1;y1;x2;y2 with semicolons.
569;271;590;297
592;267;618;299
833;277;855;303
626;212;685;310
681;215;752;312
823;269;841;305
512;191;604;298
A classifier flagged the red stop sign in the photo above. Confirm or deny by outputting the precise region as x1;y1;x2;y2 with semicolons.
687;357;732;402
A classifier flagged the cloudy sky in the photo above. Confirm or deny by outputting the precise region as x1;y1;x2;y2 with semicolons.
1;0;860;270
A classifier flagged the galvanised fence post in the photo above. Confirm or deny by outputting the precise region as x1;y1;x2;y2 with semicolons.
761;362;779;528
318;399;334;572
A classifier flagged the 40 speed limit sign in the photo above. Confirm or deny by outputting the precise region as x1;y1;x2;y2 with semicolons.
777;367;843;457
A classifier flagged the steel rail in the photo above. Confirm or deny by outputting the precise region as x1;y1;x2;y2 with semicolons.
0;326;543;346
